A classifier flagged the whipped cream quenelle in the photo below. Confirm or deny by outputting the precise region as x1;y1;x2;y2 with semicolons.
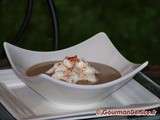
46;55;99;84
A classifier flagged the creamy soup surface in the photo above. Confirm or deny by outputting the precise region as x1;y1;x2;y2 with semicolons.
26;55;121;85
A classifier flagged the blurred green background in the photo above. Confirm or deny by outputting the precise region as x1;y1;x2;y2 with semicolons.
0;0;160;64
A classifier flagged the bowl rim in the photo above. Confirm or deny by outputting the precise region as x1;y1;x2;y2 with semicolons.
3;33;148;90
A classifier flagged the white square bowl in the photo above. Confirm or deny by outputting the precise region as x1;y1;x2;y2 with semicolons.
4;32;148;110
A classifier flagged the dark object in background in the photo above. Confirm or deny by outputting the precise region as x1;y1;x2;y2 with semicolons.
12;0;33;46
0;59;10;68
144;65;160;78
1;0;160;64
47;0;59;50
0;0;33;59
0;0;59;67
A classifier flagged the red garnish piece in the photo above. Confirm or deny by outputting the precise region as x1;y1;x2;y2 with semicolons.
65;55;79;62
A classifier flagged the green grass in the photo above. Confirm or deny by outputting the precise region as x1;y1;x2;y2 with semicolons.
0;0;160;64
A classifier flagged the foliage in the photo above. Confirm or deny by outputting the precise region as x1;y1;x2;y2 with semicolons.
0;0;160;64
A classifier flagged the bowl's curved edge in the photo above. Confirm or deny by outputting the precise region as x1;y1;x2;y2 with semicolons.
3;33;149;90
3;32;136;66
3;42;26;78
4;32;106;53
3;42;15;69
